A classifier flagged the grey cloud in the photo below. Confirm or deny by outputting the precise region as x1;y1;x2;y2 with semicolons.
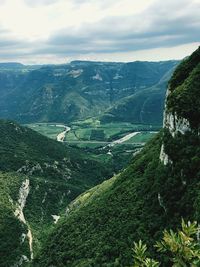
48;34;89;46
0;32;33;60
0;0;199;61
0;26;29;49
41;0;200;56
0;38;27;48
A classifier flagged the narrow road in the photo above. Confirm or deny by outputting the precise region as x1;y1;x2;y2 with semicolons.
108;132;141;147
63;140;145;145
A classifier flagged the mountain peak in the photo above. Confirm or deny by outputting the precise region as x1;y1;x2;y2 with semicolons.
0;62;24;69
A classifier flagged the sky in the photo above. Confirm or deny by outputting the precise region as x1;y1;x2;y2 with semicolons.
0;0;199;64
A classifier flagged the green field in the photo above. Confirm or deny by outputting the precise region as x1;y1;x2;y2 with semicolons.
124;132;158;144
24;123;66;140
25;119;161;149
67;119;160;143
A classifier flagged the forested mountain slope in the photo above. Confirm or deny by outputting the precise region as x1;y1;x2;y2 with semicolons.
100;67;174;124
0;120;112;267
0;60;178;124
34;47;200;267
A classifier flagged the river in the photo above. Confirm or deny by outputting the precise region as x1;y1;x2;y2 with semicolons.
56;125;71;142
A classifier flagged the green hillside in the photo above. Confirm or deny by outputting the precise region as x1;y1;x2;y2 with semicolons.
34;48;200;266
0;120;113;266
100;86;165;124
100;67;175;124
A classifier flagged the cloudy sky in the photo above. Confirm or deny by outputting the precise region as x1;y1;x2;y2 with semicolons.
0;0;199;64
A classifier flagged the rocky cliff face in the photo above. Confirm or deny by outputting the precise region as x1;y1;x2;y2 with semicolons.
159;88;191;165
160;47;200;165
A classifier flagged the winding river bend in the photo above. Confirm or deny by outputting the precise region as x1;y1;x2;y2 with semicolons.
56;125;71;142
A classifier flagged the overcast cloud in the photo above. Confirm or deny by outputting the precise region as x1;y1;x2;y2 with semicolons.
0;0;199;64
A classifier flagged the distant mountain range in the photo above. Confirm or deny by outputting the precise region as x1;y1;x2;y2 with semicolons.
0;60;178;125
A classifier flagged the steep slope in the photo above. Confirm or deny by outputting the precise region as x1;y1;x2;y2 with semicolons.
100;67;175;124
0;172;31;267
0;120;112;266
34;47;200;267
0;60;178;124
100;85;165;124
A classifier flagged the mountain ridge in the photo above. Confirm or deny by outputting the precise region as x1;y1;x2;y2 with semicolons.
0;60;178;124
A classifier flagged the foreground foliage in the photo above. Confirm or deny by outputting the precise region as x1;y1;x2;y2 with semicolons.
133;220;200;266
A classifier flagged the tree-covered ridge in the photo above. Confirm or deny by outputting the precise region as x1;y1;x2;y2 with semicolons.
0;119;70;171
0;119;111;186
169;46;200;91
167;61;200;129
0;119;112;207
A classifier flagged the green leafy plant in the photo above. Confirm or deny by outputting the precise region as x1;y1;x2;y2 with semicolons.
133;240;160;267
156;220;200;266
133;220;200;267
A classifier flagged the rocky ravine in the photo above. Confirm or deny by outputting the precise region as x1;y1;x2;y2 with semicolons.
14;179;33;265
